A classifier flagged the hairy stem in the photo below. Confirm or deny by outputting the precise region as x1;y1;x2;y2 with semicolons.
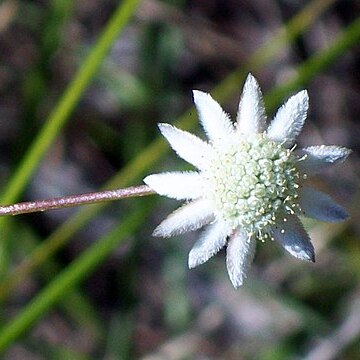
0;185;154;216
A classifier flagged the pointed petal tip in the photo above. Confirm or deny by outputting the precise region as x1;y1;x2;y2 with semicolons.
187;222;228;269
289;89;309;107
192;89;206;100
192;89;234;143
158;122;171;132
143;171;203;201
242;73;261;94
244;73;258;84
152;226;165;237
143;174;153;186
152;220;183;238
156;122;212;169
188;248;218;269
311;253;316;263
226;231;256;289
143;175;150;184
188;252;199;269
229;276;244;289
339;147;352;161
302;247;315;263
236;73;266;135
188;250;212;269
298;89;309;108
158;123;174;137
267;88;309;145
286;244;315;263
192;90;211;107
298;89;309;99
273;215;316;263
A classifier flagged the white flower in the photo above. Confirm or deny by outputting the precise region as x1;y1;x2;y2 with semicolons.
144;74;351;288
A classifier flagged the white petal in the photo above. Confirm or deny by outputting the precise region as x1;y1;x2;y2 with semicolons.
267;90;309;146
299;187;349;222
236;74;266;135
273;214;315;262
193;90;234;143
296;145;351;175
226;229;256;289
188;221;229;269
153;199;214;237
144;171;203;200
159;123;213;170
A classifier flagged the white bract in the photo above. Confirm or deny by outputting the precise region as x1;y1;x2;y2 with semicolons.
144;74;351;288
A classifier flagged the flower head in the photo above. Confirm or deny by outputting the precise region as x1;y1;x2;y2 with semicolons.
144;74;351;288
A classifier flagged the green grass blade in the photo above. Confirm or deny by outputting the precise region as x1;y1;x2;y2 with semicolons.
15;224;105;338
0;0;142;206
0;202;151;354
265;15;360;111
210;0;337;102
0;0;142;275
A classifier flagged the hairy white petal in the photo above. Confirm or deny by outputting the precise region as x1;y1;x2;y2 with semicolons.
267;90;309;146
299;187;349;222
273;214;315;262
188;221;229;269
226;230;256;289
158;123;213;169
236;74;266;135
193;90;234;143
153;199;214;237
144;171;203;200
296;145;352;175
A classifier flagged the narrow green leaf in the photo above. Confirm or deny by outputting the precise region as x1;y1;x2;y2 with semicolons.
0;202;151;354
0;0;142;277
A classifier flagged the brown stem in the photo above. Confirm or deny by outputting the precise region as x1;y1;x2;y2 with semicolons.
0;185;155;216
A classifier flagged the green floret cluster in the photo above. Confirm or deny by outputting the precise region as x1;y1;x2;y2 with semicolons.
203;134;300;239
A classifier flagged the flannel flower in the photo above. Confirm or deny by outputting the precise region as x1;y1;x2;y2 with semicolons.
144;74;351;288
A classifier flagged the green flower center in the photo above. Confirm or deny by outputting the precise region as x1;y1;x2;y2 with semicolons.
203;134;300;239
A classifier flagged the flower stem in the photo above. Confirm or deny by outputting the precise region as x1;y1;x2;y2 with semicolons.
0;185;154;216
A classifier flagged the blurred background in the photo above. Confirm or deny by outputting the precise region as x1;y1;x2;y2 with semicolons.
0;0;359;359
